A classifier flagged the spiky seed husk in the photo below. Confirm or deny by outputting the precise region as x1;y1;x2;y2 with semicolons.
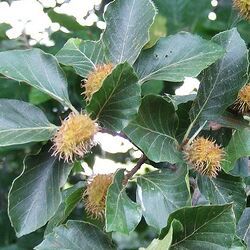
233;0;250;20
52;112;98;162
83;63;113;101
184;137;225;178
84;174;113;219
234;83;250;114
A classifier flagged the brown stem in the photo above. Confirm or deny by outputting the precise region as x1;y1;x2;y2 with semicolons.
192;188;201;206
123;154;147;185
189;177;197;190
99;127;147;183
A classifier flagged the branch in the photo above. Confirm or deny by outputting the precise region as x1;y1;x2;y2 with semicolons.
192;188;201;206
99;127;147;183
123;154;147;184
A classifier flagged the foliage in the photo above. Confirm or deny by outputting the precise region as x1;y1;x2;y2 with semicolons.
0;0;250;249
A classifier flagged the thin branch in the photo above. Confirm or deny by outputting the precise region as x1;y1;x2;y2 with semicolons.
192;188;201;206
99;127;146;183
123;154;147;185
189;177;197;190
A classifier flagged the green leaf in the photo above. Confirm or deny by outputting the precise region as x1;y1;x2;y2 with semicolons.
8;148;72;237
153;0;212;34
35;221;114;250
124;95;181;163
106;169;142;234
134;32;224;84
102;0;156;64
176;105;192;142
165;204;236;249
29;88;51;105
0;23;11;39
165;94;196;111
56;39;105;77
230;158;250;177
145;220;174;250
0;49;72;107
141;80;164;96
222;128;250;172
137;164;191;232
0;78;29;100
86;62;141;131
47;10;84;31
237;208;250;248
190;28;248;125
230;236;247;250
0;99;56;147
198;172;246;221
215;112;250;130
45;182;85;235
144;14;167;49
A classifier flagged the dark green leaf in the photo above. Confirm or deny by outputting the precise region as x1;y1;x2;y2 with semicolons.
0;23;11;39
222;128;250;172
86;62;141;131
237;208;250;248
146;220;174;250
153;0;212;34
47;10;84;31
56;39;105;77
137;164;191;232
0;78;29;100
215;112;250;130
190;28;248;125
141;80;164;96
134;32;224;83
230;236;247;250
35;220;114;250
0;99;56;146
29;88;51;105
165;204;236;249
102;0;156;64
198;172;246;221
144;14;167;49
175;101;193;142
124;95;181;163
0;49;72;107
106;169;142;234
165;94;196;110
45;182;85;235
8;148;72;237
230;158;250;177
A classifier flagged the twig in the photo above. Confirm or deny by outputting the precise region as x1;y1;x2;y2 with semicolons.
180;120;207;149
189;177;197;190
192;188;201;206
123;154;147;185
99;127;146;182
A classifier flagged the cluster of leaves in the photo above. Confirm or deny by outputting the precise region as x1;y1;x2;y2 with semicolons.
0;0;250;249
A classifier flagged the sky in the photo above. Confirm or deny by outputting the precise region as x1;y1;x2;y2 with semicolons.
0;0;104;45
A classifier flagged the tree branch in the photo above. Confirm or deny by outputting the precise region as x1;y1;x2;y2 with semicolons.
123;154;147;184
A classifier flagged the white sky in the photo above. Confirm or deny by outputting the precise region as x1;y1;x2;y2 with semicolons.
0;0;104;45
